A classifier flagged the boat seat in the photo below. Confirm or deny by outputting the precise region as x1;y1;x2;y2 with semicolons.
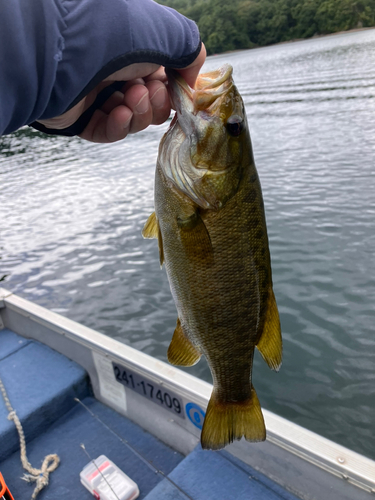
0;328;89;463
144;445;300;500
0;328;184;499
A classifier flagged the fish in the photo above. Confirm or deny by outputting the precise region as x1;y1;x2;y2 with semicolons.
142;64;282;450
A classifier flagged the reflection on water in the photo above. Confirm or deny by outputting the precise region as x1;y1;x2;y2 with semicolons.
1;29;375;459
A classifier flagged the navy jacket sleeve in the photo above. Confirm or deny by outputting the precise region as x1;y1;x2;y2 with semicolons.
0;0;201;136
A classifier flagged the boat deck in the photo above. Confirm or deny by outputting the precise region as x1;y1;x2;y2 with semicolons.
0;327;299;500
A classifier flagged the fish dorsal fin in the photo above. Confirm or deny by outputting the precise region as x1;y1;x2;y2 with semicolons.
256;287;282;371
167;318;201;367
142;212;164;266
177;211;213;264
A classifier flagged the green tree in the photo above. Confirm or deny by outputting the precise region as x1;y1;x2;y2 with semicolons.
198;0;251;54
291;0;320;38
316;0;355;32
156;0;375;54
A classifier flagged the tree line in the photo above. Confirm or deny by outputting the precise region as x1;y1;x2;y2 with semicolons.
157;0;375;54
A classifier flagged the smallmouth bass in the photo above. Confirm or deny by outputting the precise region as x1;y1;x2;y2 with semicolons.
143;65;282;450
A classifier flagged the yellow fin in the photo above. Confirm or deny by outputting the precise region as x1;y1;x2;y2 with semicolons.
178;211;213;263
167;318;201;367
201;386;266;450
142;212;164;266
142;212;158;239
256;287;282;371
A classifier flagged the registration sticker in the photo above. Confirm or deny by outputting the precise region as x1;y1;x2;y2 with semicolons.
186;402;205;429
93;352;127;412
112;362;185;419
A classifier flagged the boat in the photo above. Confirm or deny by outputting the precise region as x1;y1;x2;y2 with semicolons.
0;287;374;499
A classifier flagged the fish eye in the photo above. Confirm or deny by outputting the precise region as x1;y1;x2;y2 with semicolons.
226;115;244;136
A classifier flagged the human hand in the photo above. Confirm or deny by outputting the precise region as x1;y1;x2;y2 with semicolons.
36;44;206;143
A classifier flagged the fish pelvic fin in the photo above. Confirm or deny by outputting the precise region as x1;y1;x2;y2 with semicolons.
200;386;266;450
256;287;282;372
142;212;164;266
167;318;201;366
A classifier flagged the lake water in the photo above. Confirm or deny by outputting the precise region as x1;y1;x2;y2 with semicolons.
1;29;375;460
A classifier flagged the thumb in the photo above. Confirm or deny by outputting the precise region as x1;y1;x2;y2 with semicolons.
175;43;206;89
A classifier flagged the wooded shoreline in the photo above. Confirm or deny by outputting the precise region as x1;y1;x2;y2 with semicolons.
157;0;375;55
217;26;375;55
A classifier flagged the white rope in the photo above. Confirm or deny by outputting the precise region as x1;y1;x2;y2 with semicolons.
0;376;60;500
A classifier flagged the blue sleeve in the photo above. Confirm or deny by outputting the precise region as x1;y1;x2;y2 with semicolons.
0;0;201;136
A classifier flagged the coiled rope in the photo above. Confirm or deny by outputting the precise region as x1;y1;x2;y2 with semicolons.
0;376;60;500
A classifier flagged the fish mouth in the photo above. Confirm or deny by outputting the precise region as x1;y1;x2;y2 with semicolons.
166;69;194;123
193;64;234;110
166;64;233;134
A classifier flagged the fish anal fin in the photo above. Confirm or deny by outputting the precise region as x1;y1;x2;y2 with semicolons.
201;386;266;450
167;318;201;367
177;211;213;263
256;287;282;371
142;212;164;266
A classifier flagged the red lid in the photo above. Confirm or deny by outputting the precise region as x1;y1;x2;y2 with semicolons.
0;473;15;500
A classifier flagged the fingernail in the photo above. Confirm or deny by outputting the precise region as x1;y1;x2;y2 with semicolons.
123;115;132;130
150;87;167;109
135;93;149;114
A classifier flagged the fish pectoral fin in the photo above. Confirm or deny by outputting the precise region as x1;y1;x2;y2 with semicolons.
200;386;266;450
177;211;213;263
142;212;164;266
142;212;158;239
167;318;201;367
256;287;282;371
177;211;204;230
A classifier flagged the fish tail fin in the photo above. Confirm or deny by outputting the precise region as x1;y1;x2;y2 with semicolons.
200;386;266;450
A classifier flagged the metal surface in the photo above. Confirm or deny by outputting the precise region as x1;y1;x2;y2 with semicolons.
0;289;12;310
0;288;374;500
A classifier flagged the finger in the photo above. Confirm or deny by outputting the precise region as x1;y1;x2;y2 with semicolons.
175;43;206;88
99;80;147;115
123;84;153;134
144;66;167;84
120;78;146;93
79;106;133;143
146;80;171;125
106;105;134;141
100;90;125;115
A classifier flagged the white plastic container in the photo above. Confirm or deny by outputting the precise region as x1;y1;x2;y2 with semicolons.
80;455;140;500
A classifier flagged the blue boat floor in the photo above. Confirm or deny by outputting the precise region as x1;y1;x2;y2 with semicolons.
0;396;183;500
0;327;300;500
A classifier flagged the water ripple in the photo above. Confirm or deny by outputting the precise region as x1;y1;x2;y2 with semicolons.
1;29;375;460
